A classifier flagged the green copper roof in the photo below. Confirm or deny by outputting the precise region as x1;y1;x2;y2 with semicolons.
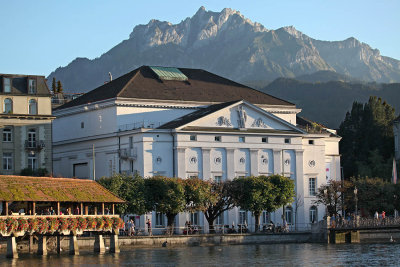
150;66;188;81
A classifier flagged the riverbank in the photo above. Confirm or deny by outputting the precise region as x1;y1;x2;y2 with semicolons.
1;229;399;254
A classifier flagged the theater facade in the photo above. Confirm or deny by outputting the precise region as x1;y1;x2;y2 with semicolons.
52;66;341;231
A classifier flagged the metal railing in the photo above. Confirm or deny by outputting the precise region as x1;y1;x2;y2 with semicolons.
333;217;400;229
118;121;166;132
120;223;313;237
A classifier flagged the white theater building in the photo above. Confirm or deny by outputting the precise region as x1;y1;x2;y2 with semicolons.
52;66;341;231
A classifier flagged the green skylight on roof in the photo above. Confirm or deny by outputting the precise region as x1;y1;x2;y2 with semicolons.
150;66;188;81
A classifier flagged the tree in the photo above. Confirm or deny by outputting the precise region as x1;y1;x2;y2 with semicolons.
144;176;185;233
183;178;212;213
293;193;304;230
338;96;395;180
231;176;276;232
57;80;63;94
203;180;235;233
353;177;394;216
313;180;351;216
52;77;57;93
98;173;146;215
269;175;296;225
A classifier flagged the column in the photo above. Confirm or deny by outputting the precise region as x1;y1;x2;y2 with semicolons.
112;204;115;215
85;205;89;215
110;232;120;253
6;237;18;259
37;236;47;256
33;202;36;215
176;147;186;178
250;149;259;176
295;150;305;226
102;203;105;215
94;206;98;215
80;203;84;216
94;234;105;254
201;148;211;180
57;202;61;215
69;234;79;255
29;235;34;254
273;149;282;175
57;235;61;254
226;148;235;180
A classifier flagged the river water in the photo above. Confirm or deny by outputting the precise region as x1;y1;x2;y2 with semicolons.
0;243;399;266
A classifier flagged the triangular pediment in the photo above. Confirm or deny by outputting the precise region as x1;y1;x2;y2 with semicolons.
175;100;304;133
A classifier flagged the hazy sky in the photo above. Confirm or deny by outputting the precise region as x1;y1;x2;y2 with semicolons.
1;0;399;76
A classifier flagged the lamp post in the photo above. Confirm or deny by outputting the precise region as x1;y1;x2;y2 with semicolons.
354;187;358;217
324;189;328;217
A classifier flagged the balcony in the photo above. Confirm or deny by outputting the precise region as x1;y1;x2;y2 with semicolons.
24;140;45;151
119;148;137;161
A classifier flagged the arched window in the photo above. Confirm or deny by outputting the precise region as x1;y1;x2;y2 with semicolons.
28;99;37;115
4;98;12;113
285;206;293;225
309;206;318;223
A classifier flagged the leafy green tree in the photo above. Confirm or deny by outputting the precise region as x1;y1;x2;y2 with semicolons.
98;173;146;215
338;96;395;180
57;80;63;94
353;177;394;215
144;176;185;232
183;178;212;213
231;176;276;232
52;77;57;93
269;175;296;224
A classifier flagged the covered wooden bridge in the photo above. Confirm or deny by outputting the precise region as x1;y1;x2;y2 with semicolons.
0;175;125;258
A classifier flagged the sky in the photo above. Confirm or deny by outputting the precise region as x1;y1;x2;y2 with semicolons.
1;0;399;76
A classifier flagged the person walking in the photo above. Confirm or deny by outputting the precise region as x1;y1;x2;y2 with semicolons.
147;219;152;236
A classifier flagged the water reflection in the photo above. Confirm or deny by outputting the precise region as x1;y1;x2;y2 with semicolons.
1;243;400;266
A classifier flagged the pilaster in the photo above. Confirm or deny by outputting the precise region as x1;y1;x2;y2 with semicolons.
250;149;259;176
226;148;236;180
202;148;211;180
273;149;282;175
176;147;186;178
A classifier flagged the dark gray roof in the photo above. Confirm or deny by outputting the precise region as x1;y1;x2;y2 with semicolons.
55;66;294;110
0;74;51;96
158;100;240;129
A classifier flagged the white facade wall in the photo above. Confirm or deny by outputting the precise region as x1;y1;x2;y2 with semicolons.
53;99;340;231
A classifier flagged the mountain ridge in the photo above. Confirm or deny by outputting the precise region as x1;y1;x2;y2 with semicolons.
48;7;400;93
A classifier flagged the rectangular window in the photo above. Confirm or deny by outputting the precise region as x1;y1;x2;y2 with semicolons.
262;137;268;143
262;211;269;225
214;176;222;183
190;135;196;141
215;136;221;142
309;140;314;145
3;128;12;142
189;175;198;179
81;122;84;128
239;136;245;143
3;152;13;170
190;212;199;225
215;212;224;225
28;79;36;94
239;210;247;224
3;78;11;93
155;212;165;227
285;208;293;225
309;178;316;196
284;138;290;144
129;137;133;149
28;152;37;170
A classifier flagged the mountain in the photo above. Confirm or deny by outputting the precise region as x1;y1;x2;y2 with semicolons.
261;78;400;128
47;7;400;93
295;70;359;83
